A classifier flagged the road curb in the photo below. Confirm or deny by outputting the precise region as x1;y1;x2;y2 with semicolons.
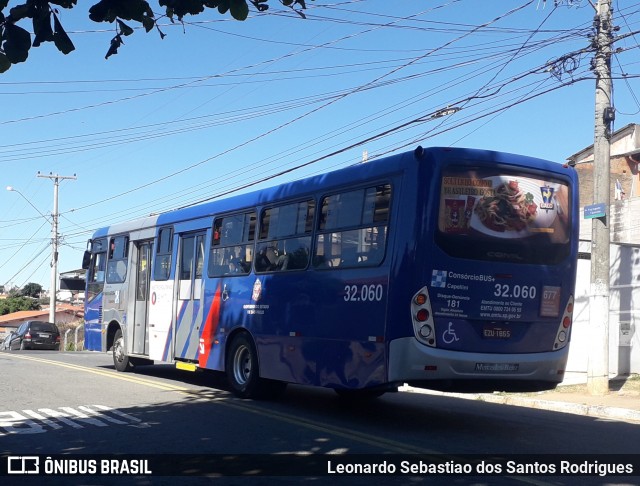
399;386;640;423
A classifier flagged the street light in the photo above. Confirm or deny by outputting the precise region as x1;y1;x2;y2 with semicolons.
6;186;50;222
7;175;76;325
6;185;55;321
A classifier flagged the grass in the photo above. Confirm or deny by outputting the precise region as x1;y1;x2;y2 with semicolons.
544;374;640;395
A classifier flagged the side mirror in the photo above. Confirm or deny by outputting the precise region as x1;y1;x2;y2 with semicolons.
82;250;91;270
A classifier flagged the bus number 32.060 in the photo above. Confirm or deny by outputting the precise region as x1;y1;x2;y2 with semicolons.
344;284;384;302
494;284;537;299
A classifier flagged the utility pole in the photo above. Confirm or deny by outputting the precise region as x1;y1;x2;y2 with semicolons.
588;0;613;395
38;172;77;325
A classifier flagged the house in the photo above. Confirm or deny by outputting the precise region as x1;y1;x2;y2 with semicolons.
567;123;640;204
565;123;640;376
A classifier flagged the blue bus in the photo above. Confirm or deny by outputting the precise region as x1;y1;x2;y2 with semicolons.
82;146;579;399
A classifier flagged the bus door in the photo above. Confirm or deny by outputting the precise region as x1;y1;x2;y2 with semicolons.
175;232;207;360
132;240;152;355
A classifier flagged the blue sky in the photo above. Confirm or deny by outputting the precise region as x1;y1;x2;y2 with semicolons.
1;0;639;291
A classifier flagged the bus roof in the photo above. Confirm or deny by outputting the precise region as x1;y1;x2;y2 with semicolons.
90;146;572;238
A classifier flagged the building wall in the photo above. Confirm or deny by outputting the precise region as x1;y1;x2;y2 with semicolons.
579;198;640;244
569;242;640;375
570;124;640;376
575;155;638;208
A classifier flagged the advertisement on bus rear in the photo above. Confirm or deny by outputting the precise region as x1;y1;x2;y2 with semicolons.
428;168;574;351
438;170;571;243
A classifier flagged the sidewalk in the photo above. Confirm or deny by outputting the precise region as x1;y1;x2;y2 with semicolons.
400;373;640;423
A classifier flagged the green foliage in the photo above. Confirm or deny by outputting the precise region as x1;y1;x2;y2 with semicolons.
0;296;40;315
0;0;311;72
21;282;43;298
7;287;21;297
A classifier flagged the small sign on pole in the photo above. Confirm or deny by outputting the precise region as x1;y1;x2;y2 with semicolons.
583;203;606;219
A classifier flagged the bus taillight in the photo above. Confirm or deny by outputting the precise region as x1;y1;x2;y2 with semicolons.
411;286;436;348
553;295;574;350
415;294;427;306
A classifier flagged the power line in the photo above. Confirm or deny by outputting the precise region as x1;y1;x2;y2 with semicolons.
3;1;636;272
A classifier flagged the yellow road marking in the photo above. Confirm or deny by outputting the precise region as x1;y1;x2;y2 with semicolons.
2;352;565;483
4;353;188;392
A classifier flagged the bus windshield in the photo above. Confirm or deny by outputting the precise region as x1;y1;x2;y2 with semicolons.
435;167;572;265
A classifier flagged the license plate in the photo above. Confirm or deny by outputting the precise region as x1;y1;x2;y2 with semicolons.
39;333;50;338
482;327;511;339
475;363;519;372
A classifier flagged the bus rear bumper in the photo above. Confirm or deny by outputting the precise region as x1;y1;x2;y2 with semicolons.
388;337;568;393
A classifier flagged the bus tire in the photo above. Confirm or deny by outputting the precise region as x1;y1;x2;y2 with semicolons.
226;333;263;399
113;329;134;372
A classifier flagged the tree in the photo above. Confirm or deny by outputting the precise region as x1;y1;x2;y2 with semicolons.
21;282;43;298
0;296;40;315
0;0;310;73
7;286;20;297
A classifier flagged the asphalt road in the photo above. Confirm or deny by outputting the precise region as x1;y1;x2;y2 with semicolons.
1;350;638;486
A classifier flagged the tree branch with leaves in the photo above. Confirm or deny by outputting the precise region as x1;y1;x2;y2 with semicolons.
0;0;310;73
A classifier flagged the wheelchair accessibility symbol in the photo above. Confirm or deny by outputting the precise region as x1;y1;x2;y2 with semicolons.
442;322;459;344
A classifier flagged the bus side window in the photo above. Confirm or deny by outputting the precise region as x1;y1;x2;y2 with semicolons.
106;235;129;283
209;212;256;277
255;200;314;273
154;226;174;281
313;184;391;269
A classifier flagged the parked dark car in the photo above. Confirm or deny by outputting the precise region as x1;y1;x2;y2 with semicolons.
8;321;60;351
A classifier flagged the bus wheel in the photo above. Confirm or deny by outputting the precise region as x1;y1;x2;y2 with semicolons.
113;329;134;372
226;334;262;399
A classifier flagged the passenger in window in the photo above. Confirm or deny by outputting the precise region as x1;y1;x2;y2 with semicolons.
276;250;289;271
227;246;247;274
256;244;280;272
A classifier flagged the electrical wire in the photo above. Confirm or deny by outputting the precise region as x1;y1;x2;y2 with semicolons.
3;1;638;284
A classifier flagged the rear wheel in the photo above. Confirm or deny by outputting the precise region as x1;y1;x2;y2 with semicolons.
226;334;260;398
20;340;27;351
226;333;283;399
113;329;134;372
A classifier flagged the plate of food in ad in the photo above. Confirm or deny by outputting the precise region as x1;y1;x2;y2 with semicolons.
469;177;559;238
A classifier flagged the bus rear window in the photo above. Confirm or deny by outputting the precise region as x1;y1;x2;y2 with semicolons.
435;168;571;264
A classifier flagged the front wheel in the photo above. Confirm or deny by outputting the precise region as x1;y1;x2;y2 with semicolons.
113;329;134;372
